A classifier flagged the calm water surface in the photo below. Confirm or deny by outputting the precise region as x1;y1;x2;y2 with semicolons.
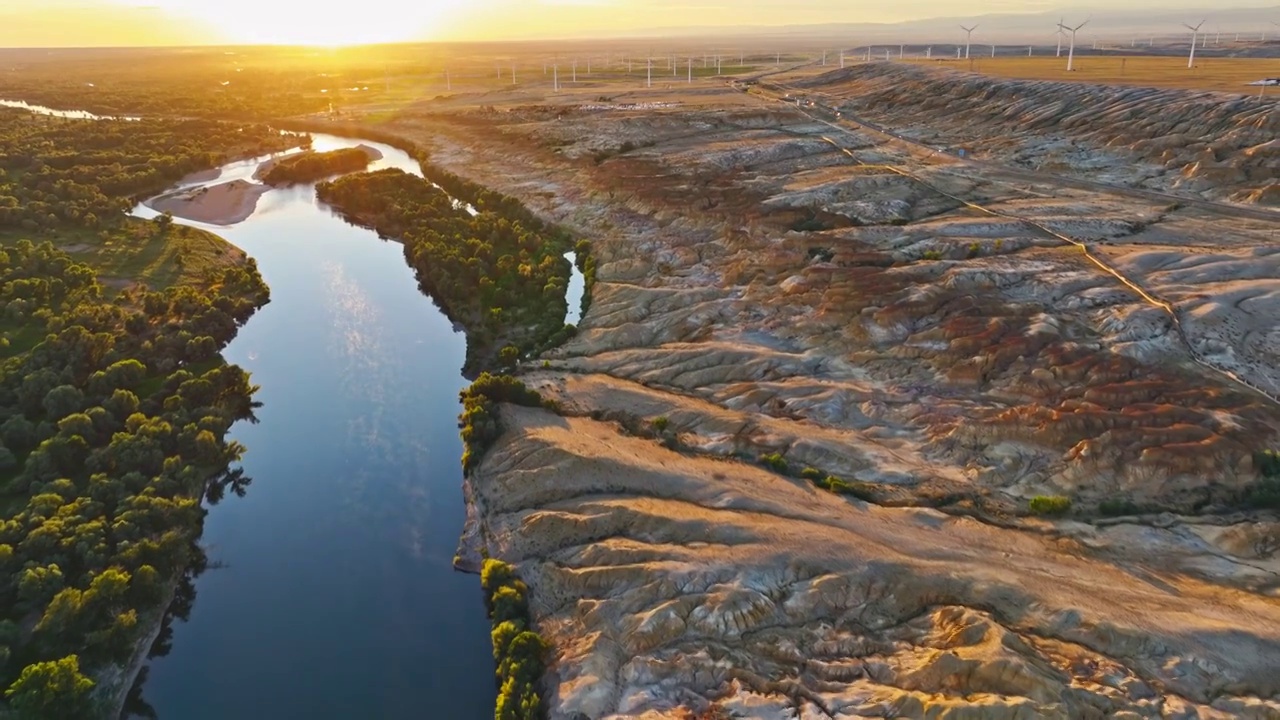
130;135;495;719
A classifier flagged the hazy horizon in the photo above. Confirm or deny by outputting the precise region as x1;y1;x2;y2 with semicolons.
2;0;1279;47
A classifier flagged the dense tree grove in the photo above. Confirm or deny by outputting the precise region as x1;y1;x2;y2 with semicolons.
260;148;373;186
0;238;267;716
0;47;375;120
317;169;575;374
0;112;286;720
0;109;298;235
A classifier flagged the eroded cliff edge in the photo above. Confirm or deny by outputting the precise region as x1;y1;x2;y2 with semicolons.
370;69;1279;718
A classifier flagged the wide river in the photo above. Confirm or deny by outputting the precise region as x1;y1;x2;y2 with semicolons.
127;134;506;718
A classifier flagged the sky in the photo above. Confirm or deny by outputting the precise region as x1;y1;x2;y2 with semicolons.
0;0;1276;46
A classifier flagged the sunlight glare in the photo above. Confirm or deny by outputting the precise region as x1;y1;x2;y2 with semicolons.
141;0;455;45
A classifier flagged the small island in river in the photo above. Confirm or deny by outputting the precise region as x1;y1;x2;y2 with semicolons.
256;144;382;186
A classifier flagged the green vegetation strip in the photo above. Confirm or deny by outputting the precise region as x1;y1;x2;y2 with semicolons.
260;147;373;186
317;169;580;375
481;559;548;720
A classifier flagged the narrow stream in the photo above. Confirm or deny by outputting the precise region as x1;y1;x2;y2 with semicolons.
124;135;496;718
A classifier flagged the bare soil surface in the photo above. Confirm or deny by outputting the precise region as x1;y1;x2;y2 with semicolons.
145;179;268;225
775;63;1280;208
341;68;1280;719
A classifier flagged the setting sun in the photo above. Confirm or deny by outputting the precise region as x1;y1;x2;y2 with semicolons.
121;0;460;45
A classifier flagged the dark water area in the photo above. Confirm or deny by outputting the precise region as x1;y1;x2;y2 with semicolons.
129;135;495;719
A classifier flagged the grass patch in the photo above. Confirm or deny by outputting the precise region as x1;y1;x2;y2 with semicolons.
815;475;876;501
1029;495;1072;516
758;452;789;475
2;219;245;293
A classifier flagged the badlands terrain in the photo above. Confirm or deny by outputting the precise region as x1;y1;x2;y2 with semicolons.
362;62;1280;718
779;63;1280;206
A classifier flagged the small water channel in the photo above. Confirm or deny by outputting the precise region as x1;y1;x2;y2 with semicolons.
564;251;585;326
124;134;497;718
0;98;139;121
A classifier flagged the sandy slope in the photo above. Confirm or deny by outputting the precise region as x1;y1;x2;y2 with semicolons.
470;405;1280;719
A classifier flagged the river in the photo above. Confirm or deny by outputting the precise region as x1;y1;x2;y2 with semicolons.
126;134;497;719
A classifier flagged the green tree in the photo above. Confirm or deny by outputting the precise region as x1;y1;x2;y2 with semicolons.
1;415;36;454
0;445;16;473
5;655;96;720
103;389;139;420
42;385;85;422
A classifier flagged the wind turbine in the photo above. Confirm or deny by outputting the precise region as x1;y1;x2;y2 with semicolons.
960;24;978;59
1058;19;1088;72
1056;18;1064;57
1184;20;1205;69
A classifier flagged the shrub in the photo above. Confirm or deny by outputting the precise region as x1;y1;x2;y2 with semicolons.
1254;449;1280;478
967;242;981;258
800;467;822;481
1029;495;1072;516
459;374;543;474
816;476;876;502
758;453;788;474
499;344;520;366
651;416;669;433
1242;479;1280;510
